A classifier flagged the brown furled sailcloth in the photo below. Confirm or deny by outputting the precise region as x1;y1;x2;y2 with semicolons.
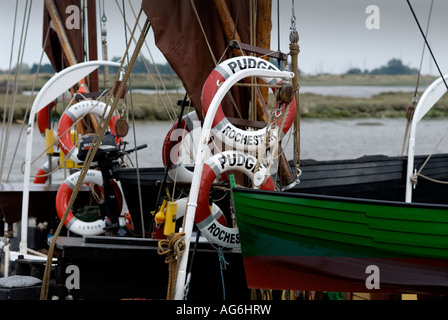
142;0;270;122
43;0;84;72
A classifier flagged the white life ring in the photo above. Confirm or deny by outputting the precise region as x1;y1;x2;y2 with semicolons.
195;151;275;248
201;56;296;152
162;111;200;183
57;100;121;163
55;169;123;236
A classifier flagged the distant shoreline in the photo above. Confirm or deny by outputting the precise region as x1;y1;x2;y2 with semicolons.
2;73;446;121
0;73;438;92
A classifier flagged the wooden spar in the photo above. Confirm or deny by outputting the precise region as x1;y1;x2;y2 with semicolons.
255;1;272;50
86;0;100;132
87;0;99;92
44;0;99;137
290;31;301;174
255;0;272;103
213;0;297;188
44;0;78;65
213;0;268;114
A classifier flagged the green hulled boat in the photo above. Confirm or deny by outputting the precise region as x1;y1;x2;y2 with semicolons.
232;188;448;294
229;66;448;295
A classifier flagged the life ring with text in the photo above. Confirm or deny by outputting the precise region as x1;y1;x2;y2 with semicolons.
33;157;59;184
55;169;123;236
195;151;275;248
57;100;121;163
201;56;296;152
162;111;199;183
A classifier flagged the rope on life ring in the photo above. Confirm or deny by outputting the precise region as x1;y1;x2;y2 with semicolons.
201;56;296;152
55;169;123;236
162;111;200;183
175;197;227;227
57;100;121;164
195;151;275;248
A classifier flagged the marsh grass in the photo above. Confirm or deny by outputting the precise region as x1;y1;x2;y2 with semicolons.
300;91;448;118
2;74;447;122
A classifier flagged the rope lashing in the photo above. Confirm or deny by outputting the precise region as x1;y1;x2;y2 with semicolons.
157;232;186;300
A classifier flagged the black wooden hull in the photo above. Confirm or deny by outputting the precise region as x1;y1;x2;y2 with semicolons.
0;184;92;224
55;235;250;300
295;153;448;204
115;153;448;226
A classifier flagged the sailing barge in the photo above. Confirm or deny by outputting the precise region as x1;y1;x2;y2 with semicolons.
1;0;447;300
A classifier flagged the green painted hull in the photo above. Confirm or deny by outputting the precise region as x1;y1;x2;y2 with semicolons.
232;188;448;293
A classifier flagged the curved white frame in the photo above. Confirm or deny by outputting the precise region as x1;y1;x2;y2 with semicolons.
173;66;294;300
405;74;448;203
20;60;122;254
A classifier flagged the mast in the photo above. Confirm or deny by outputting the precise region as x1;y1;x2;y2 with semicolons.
87;0;99;92
255;0;272;103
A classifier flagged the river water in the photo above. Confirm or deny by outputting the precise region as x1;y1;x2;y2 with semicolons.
3;85;447;183
3;117;448;183
133;85;419;98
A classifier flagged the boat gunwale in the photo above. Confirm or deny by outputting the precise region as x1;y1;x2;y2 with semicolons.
231;186;448;211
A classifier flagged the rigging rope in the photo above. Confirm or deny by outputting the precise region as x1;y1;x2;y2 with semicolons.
0;0;19;182
127;0;178;121
6;26;52;182
410;125;448;186
401;0;434;156
40;10;150;300
1;0;32;183
189;0;218;65
115;0;177;122
406;0;448;91
121;0;145;237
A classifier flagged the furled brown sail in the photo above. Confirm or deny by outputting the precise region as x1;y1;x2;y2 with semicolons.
42;0;84;72
141;0;255;121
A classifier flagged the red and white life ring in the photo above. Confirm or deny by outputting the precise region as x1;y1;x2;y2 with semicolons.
162;111;200;183
37;101;56;136
201;56;296;152
55;169;123;236
195;150;275;248
33;157;59;184
57;100;121;163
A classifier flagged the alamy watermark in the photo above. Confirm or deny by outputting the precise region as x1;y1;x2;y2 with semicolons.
365;5;380;30
365;264;380;289
65;265;80;290
65;5;81;30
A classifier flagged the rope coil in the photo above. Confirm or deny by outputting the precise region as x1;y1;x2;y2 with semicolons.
157;232;186;300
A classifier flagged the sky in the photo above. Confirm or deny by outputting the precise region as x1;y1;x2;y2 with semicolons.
1;0;447;76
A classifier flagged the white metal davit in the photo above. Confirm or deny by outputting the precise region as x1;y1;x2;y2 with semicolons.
20;60;122;255
173;66;294;300
405;74;448;203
